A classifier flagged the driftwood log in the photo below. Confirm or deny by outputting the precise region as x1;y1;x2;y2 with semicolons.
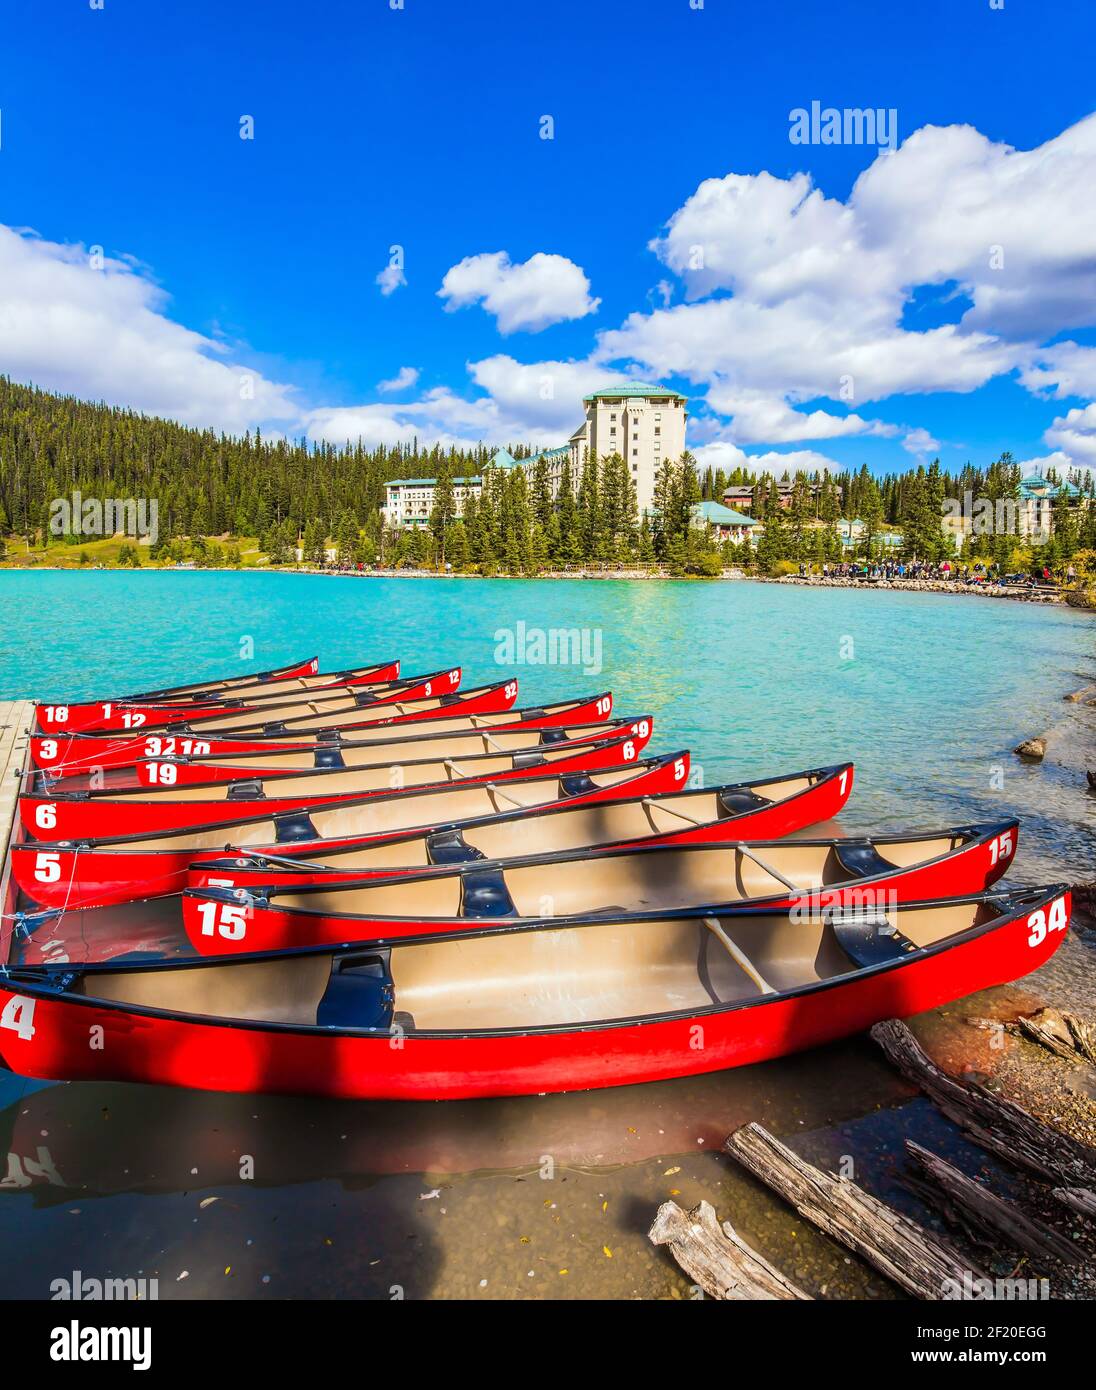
967;1008;1096;1064
870;1020;1096;1187
1053;1188;1096;1220
649;1200;810;1300
724;1122;984;1300
903;1141;1078;1265
1017;1008;1096;1065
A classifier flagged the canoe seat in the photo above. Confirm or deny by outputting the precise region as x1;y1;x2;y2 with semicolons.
512;751;545;770
539;728;568;745
561;772;597;797
227;780;264;800
461;869;517;918
717;788;771;816
829;908;920;969
274;810;319;842
317;950;394;1031
353;690;378;707
833;840;897;879
313;747;345;769
262;722;289;735
426;828;487;865
519;708;547;722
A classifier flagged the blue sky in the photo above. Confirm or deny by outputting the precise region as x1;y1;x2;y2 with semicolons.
2;0;1096;479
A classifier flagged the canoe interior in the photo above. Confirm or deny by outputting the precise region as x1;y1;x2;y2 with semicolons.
264;832;968;919
73;899;994;1033
70;739;627;804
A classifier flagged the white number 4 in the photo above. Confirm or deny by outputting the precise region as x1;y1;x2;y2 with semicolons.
1;995;36;1041
1027;896;1068;948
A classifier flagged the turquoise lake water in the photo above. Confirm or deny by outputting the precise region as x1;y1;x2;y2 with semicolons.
0;569;1092;1299
0;568;1093;878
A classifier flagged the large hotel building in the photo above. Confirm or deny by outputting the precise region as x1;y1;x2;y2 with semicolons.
384;383;688;528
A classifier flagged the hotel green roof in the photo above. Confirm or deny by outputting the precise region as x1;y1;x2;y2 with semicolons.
582;383;687;402
693;500;756;527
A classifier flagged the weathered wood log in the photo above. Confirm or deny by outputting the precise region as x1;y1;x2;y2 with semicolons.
649;1200;810;1300
870;1020;1096;1187
904;1141;1078;1265
1016;1008;1096;1065
1052;1187;1096;1220
967;1008;1096;1065
724;1122;983;1300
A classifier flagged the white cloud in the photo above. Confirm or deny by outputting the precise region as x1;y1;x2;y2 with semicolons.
1044;402;1096;468
1014;449;1076;476
693;440;845;477
438;251;599;333
377;365;420;393
0;225;297;432
1019;342;1096;400
702;383;896;444
902;427;941;457
595;114;1096;466
307;357;627;451
376;263;407;296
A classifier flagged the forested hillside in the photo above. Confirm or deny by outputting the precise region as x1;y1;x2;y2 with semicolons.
1;376;1093;575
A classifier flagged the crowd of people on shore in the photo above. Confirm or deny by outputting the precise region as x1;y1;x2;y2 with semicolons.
808;560;1077;587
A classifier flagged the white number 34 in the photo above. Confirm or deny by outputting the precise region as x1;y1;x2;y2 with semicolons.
1026;896;1068;948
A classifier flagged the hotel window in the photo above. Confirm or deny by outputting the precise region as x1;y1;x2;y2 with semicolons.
632;448;638;457
654;413;661;422
654;426;660;436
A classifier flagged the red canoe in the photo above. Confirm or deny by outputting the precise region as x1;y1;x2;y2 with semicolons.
98;654;323;702
29;688;609;778
177;820;1017;957
23;729;653;840
9;817;1009;967
116;659;400;707
10;751;692;909
34;664;461;735
41;715;654;793
183;760;853;896
0;885;1070;1100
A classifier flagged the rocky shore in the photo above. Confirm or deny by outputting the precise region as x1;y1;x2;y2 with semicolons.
761;574;1069;604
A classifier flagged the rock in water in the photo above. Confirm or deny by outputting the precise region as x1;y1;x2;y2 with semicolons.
1014;736;1047;761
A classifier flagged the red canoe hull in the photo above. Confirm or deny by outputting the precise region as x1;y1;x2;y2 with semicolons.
0;891;1070;1100
183;809;1010;958
34;666;460;735
11;753;686;909
29;678;534;775
20;733;645;841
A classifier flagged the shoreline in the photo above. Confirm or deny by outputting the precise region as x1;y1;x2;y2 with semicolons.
2;562;1093;610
